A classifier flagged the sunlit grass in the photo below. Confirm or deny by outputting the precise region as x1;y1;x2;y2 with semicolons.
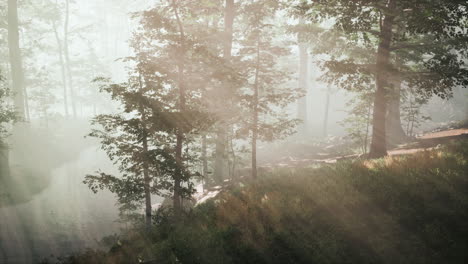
44;140;468;264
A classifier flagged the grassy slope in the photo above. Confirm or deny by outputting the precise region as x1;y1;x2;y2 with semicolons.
47;140;468;264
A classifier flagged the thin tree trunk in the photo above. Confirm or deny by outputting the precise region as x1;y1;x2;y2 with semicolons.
297;18;308;136
23;86;30;122
0;141;10;178
64;0;77;118
52;20;69;117
18;21;30;122
141;119;152;229
7;0;26;165
230;133;237;179
202;135;208;186
251;36;260;179
7;0;25;120
409;95;415;137
369;0;396;158
214;0;235;184
138;74;152;230
173;0;186;218
322;85;331;137
364;102;372;154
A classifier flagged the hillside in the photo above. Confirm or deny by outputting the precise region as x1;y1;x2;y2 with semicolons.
44;139;468;264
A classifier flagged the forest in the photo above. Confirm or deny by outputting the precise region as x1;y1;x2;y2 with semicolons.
0;0;467;263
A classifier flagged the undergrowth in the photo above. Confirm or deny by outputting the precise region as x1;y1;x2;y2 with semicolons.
43;140;468;264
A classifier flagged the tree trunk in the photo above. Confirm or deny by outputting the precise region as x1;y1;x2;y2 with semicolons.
0;141;10;178
229;132;237;179
364;103;372;154
368;0;396;158
322;85;331;137
7;0;25;120
297;19;308;136
53;21;69;117
141;116;152;230
23;77;30;122
214;0;235;184
202;135;208;181
174;134;183;217
64;0;77;118
172;0;186;218
251;37;260;179
386;76;408;147
138;75;152;230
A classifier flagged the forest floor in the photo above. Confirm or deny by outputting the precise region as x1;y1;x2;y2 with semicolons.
44;137;468;264
388;127;468;156
258;125;468;169
193;124;468;208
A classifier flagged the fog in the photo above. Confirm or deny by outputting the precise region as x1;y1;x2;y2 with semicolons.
1;0;467;263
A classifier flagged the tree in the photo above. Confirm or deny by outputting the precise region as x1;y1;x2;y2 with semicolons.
322;85;332;138
27;66;56;127
108;0;223;218
340;90;374;154
0;73;18;178
86;79;154;229
298;0;468;157
7;0;25;120
238;0;301;178
214;0;236;185
51;3;69;117
297;18;309;136
401;86;431;137
85;73;194;229
63;0;77;118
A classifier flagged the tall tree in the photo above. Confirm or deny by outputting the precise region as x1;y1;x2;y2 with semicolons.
63;0;76;118
214;0;235;185
368;0;397;158
238;0;301;178
86;75;174;229
322;85;331;137
134;0;223;217
52;17;69;117
298;0;468;158
7;0;24;120
0;74;17;178
171;0;186;218
297;18;309;136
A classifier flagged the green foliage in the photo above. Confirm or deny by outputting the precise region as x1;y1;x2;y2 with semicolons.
85;0;228;218
401;87;431;137
296;0;468;99
52;140;468;264
85;75;200;216
340;91;373;153
235;1;302;142
0;73;18;139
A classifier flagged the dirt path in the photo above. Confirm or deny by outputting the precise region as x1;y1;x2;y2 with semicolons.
419;128;468;139
258;127;468;169
389;128;468;156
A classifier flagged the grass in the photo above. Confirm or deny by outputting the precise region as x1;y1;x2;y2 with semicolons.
43;140;468;264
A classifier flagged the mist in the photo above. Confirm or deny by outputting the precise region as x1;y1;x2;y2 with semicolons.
1;1;467;263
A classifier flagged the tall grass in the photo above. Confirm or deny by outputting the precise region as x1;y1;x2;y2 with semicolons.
45;140;468;264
